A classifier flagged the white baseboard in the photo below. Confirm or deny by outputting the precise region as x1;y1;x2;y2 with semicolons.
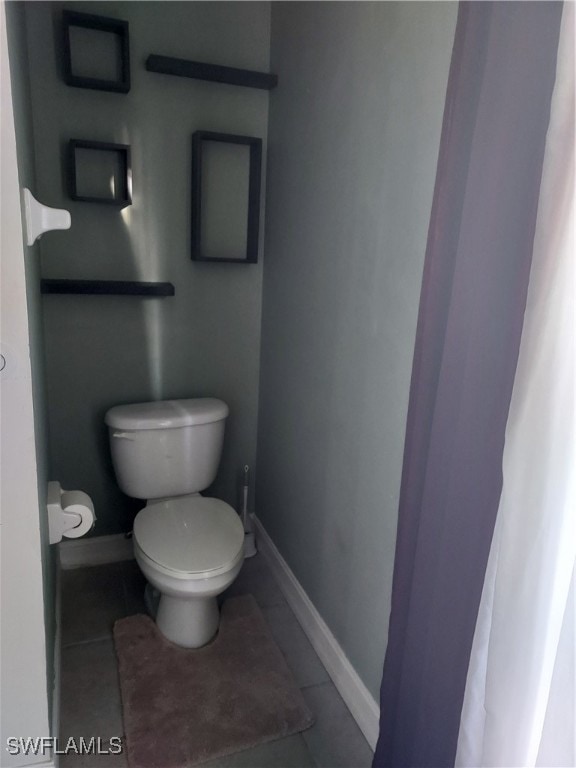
252;515;380;750
58;534;134;570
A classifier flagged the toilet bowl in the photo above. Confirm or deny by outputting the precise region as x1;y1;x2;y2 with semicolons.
105;398;244;648
134;496;244;647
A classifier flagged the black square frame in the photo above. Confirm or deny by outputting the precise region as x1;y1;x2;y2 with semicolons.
68;139;132;207
62;10;130;93
191;131;262;264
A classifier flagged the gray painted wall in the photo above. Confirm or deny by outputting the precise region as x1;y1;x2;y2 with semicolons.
23;1;270;534
5;0;56;724
258;2;457;697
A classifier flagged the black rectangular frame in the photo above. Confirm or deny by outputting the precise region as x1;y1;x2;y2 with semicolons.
191;131;262;264
68;139;132;207
62;10;130;93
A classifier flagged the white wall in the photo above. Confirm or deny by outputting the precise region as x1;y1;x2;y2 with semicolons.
0;3;51;765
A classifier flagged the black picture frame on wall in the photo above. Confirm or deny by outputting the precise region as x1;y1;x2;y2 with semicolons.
68;139;132;207
62;10;130;93
191;131;262;264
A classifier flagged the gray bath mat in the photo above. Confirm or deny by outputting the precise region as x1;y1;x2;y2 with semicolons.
113;594;314;768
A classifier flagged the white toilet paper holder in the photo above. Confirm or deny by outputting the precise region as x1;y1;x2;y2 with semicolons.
47;481;96;544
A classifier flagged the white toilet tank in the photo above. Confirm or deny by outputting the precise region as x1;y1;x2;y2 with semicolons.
105;398;229;500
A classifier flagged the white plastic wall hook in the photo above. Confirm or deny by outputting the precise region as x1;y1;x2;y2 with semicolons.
47;481;96;544
23;188;71;246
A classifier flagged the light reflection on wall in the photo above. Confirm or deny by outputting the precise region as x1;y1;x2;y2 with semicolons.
126;168;133;204
119;151;164;401
142;299;163;401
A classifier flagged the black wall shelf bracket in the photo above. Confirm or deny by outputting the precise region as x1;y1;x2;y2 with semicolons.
146;54;278;90
41;279;175;297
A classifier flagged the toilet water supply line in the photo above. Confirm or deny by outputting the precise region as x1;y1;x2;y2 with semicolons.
242;465;257;558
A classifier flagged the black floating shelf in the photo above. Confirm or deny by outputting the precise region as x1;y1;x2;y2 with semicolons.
41;279;175;297
146;54;278;91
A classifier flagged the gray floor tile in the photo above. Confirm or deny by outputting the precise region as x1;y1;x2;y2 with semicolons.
200;733;316;768
59;557;374;768
237;552;266;575
301;683;373;768
263;603;330;688
60;639;125;749
224;554;287;609
119;559;147;616
61;564;126;645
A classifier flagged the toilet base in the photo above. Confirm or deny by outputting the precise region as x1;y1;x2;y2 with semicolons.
144;583;160;618
156;593;219;648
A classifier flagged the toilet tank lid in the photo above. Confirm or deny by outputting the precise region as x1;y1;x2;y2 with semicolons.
105;398;229;430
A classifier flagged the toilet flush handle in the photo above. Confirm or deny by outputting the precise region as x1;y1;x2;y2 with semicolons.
112;431;135;440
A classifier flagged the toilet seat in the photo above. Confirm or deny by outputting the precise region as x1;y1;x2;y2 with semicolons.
133;496;244;579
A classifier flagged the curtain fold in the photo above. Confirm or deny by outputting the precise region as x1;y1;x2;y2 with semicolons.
373;3;563;766
456;4;575;764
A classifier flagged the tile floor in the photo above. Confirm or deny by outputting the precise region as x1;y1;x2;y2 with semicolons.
60;551;374;768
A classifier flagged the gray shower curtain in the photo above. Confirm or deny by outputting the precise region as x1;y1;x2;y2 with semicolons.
372;3;563;766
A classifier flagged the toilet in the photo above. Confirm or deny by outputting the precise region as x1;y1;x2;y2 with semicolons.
105;398;244;648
